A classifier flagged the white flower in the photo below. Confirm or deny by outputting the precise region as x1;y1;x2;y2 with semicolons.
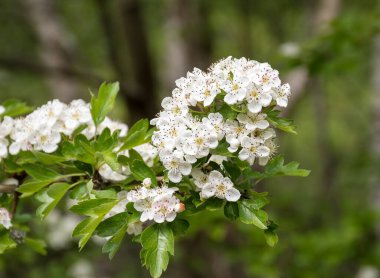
238;136;270;165
252;63;281;92
191;168;209;189
245;83;272;113
202;113;225;140
223;80;248;105
0;105;5;115
0;208;12;229
134;143;158;167
160;150;191;183
0;138;9;158
31;128;61;153
225;120;250;152
0;116;14;137
201;171;240;202
237;112;269;131
151;194;179;223
181;124;218;158
275;83;291;107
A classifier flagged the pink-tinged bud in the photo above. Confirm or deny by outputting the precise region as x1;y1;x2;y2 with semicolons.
175;203;185;213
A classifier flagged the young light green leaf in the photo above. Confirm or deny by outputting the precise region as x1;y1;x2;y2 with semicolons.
119;119;149;151
35;182;74;219
264;230;278;247
140;224;174;278
90;82;119;126
70;198;118;217
238;199;268;229
1;99;33;117
130;160;157;185
266;109;297;134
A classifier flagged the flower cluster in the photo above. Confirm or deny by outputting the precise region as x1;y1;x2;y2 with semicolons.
127;178;184;223
0;99;128;158
151;57;291;203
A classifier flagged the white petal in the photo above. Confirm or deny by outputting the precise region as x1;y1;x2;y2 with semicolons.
201;184;216;198
276;97;288;107
256;120;269;130
261;94;272;106
180;163;192;176
247;102;262;113
226;188;241;202
168;170;182;183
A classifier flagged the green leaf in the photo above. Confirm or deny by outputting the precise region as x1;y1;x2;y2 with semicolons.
120;119;149;151
223;160;241;181
218;103;237;120
224;202;239;220
73;217;104;250
266;109;297;134
238;199;268;229
22;164;60;180
248;156;311;180
264;230;278;247
130;160;157;185
70;198;118;217
32;151;66;165
206;197;225;210
96;212;129;237
90;82;119;126
18;180;55;196
102;223;128;259
24;238;47;255
1;99;33;117
35;182;73;219
0;231;16;254
168;219;189;236
140;224;174;278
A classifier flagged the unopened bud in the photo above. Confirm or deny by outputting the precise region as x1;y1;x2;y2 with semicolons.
175;203;185;213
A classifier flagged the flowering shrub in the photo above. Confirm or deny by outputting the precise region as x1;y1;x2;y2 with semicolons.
0;57;309;277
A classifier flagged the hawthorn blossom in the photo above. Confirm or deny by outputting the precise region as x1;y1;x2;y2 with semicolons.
159;150;192;183
201;171;241;202
238;136;270;165
245;83;272;113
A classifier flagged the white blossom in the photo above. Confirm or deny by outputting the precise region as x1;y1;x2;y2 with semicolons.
201;171;240;202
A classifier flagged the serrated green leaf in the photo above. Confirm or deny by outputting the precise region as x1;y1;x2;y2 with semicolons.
96;212;129;237
140;224;174;278
102;223;128;259
90;82;119;126
238;199;268;229
119;119;149;151
266;109;297;134
70;198;118;217
22;164;60;180
35;182;73;219
130;160;157;185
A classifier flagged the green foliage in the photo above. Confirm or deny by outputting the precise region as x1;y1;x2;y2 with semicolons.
140;224;174;278
90;82;119;126
1;99;33;118
120;119;150;151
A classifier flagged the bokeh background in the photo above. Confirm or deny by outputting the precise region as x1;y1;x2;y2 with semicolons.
0;0;380;277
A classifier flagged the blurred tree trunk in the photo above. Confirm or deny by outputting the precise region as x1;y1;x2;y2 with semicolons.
162;0;213;93
23;0;79;102
120;0;158;122
96;0;157;123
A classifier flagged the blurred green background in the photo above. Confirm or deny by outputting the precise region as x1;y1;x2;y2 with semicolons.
1;0;380;277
